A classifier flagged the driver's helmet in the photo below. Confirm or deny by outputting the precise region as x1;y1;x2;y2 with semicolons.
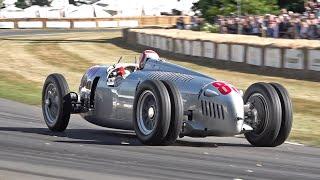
117;66;126;76
139;50;159;69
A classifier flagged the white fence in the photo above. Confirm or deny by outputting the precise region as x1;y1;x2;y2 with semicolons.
0;16;190;29
129;31;320;74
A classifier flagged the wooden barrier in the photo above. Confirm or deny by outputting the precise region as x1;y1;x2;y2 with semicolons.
0;16;190;29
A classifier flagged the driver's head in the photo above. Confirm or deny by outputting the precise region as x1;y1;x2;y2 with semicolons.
139;50;159;69
117;66;126;76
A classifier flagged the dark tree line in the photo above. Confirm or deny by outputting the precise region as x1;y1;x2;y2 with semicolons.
193;0;306;22
15;0;51;9
278;0;306;13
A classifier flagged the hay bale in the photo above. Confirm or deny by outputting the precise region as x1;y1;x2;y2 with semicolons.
129;29;320;49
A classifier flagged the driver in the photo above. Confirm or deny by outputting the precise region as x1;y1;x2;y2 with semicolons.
114;66;131;86
139;50;160;69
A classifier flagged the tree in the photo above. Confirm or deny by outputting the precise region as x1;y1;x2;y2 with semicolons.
193;0;280;22
15;0;50;8
0;0;4;8
15;0;29;9
278;0;305;13
31;0;50;6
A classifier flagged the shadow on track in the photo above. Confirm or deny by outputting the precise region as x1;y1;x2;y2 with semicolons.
0;126;251;147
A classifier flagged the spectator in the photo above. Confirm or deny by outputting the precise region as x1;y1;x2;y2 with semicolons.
190;16;201;30
207;7;320;40
251;16;261;36
227;18;238;34
279;15;292;38
242;18;252;35
307;13;319;38
176;17;185;30
182;5;320;40
267;15;276;37
292;13;302;38
300;18;309;38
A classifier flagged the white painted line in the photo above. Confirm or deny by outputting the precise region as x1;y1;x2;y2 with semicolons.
285;141;304;146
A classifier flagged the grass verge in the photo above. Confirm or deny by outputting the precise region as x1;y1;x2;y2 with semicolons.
0;71;41;105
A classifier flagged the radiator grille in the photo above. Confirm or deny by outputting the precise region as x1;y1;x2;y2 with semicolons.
201;100;225;120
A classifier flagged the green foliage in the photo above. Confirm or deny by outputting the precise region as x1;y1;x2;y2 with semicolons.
0;0;3;8
200;23;220;33
15;0;50;8
15;0;29;9
0;72;41;105
32;0;50;6
278;0;306;13
193;0;280;22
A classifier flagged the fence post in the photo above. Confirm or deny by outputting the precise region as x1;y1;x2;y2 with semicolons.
70;19;74;29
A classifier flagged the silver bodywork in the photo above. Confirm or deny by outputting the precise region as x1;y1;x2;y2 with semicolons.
78;59;245;137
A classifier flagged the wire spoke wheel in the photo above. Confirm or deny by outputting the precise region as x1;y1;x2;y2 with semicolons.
247;93;269;135
42;73;71;132
44;83;60;124
133;80;171;145
137;90;158;136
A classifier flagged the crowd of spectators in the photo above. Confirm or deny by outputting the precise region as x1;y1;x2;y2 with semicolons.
217;1;320;39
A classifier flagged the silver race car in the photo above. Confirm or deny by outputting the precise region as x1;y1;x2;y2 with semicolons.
42;50;293;146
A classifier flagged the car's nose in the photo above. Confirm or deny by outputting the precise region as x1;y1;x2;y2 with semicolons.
201;82;245;135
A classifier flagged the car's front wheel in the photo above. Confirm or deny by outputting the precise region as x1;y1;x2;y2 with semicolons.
269;83;293;147
133;80;171;145
244;82;282;147
42;73;71;132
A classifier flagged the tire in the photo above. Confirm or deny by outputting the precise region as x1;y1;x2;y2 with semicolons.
161;81;184;145
133;80;171;145
42;73;71;132
269;83;293;147
244;82;282;147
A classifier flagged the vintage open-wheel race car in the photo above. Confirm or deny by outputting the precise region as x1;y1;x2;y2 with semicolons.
42;50;293;146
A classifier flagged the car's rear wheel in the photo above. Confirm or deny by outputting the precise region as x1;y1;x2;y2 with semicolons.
161;80;184;145
244;82;282;147
133;80;171;145
42;73;71;132
269;83;293;146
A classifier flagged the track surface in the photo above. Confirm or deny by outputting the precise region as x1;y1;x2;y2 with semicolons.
0;98;319;180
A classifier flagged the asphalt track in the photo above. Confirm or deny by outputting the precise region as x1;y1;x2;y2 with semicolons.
0;29;319;179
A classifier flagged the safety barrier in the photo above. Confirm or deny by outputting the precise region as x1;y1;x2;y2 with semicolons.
0;16;190;29
123;29;320;80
